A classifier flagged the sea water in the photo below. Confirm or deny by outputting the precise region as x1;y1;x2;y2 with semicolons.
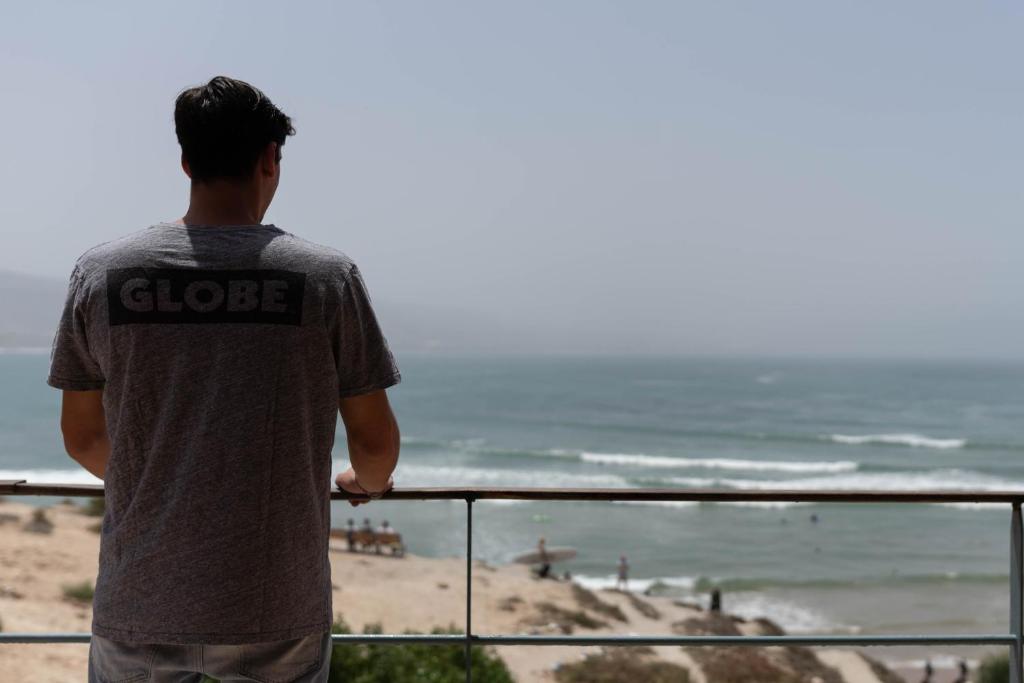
3;352;1021;647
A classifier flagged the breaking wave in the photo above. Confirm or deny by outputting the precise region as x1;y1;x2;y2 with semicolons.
581;452;858;473
829;433;966;450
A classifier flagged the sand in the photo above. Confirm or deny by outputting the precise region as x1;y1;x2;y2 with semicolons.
0;499;916;682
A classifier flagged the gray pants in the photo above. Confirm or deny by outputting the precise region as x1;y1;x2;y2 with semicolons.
88;631;332;683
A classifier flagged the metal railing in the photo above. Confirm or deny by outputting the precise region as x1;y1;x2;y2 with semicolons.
2;479;1022;682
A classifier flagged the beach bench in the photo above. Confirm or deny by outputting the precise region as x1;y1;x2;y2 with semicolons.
330;528;405;556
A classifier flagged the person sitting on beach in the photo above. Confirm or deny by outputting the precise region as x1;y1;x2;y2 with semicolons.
374;520;393;553
49;76;401;683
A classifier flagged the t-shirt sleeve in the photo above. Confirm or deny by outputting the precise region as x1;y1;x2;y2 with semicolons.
329;266;401;398
47;265;106;391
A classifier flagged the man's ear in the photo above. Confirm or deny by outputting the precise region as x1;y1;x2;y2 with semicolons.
181;153;192;179
259;142;278;177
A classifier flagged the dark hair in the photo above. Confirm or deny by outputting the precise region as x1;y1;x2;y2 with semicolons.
174;76;295;183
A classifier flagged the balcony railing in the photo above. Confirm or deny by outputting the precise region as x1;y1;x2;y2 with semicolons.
1;479;1022;683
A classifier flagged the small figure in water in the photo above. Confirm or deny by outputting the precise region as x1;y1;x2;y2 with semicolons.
952;660;968;683
810;513;820;524
616;555;630;591
710;588;722;613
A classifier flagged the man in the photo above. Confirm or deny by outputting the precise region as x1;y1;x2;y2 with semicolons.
48;76;401;682
616;555;629;591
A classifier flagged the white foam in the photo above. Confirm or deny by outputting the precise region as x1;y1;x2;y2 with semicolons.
612;500;700;509
0;468;102;484
726;592;850;634
581;452;858;473
352;462;631;489
720;500;807;509
698;469;1020;493
572;574;698;593
830;433;966;449
575;574;848;634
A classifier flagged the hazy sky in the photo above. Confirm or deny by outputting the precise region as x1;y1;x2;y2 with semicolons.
1;1;1021;357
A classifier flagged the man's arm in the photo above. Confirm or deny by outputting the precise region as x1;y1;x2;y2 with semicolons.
60;390;110;480
335;389;400;503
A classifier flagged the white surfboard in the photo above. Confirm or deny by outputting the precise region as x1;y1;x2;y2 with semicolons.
512;547;577;565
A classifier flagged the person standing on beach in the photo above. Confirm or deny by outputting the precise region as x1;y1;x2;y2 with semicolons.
537;537;552;578
616;555;629;590
48;76;401;683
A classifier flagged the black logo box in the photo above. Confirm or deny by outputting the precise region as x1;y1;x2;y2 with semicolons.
107;268;306;326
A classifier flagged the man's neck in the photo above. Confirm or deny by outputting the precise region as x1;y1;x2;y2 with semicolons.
180;180;265;226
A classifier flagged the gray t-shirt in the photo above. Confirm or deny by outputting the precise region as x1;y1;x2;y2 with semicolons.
47;222;400;644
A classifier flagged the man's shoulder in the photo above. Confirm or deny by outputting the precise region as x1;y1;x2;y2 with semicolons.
268;229;359;279
71;224;361;286
70;225;170;284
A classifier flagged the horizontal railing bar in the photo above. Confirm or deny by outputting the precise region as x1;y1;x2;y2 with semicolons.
472;634;1019;647
0;633;1016;647
2;481;1023;503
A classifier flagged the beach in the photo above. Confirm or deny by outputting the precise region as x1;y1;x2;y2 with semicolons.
0;498;980;683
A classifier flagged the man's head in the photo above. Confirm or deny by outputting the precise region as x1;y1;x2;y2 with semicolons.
174;76;295;208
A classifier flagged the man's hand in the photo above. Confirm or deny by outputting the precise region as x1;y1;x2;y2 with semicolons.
335;467;394;507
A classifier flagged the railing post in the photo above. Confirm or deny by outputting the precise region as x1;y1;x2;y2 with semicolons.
466;497;475;683
1011;503;1022;683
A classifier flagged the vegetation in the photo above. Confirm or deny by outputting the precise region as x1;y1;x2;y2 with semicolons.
497;595;523;612
554;647;690;683
860;653;905;683
675;614;843;683
611;589;662;620
23;508;53;534
533;601;608;633
978;652;1009;683
328;621;513;683
61;580;94;604
570;584;627;623
81;498;105;517
201;621;513;683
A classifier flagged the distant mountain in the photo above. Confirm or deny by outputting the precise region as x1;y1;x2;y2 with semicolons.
0;270;524;354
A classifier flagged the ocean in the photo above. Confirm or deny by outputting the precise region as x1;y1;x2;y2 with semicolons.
3;351;1022;656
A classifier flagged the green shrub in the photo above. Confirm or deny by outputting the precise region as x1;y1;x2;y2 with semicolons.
328;620;514;683
172;621;514;683
61;580;94;604
979;652;1009;683
81;498;105;517
555;648;690;683
533;602;608;633
570;584;627;623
